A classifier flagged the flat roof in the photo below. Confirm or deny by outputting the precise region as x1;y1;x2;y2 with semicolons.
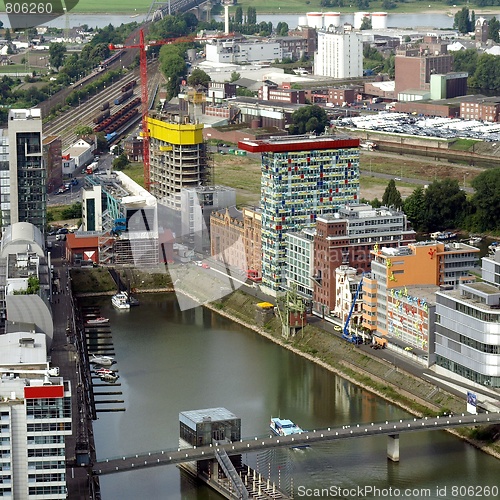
238;135;359;153
179;407;239;429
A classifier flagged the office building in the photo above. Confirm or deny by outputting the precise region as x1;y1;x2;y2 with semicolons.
238;135;360;292
2;109;46;233
285;227;315;302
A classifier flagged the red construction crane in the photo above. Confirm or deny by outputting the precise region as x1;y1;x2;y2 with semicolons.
109;28;234;191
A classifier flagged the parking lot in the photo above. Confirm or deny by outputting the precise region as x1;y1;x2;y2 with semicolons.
337;112;500;142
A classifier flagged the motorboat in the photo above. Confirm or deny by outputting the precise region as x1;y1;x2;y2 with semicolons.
86;317;109;325
123;291;139;306
99;372;119;382
469;236;482;246
270;417;304;437
94;368;115;375
90;354;115;366
112;292;130;310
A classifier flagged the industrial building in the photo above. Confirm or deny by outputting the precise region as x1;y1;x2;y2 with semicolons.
314;28;363;79
238;135;360;293
205;38;282;65
1;109;46;234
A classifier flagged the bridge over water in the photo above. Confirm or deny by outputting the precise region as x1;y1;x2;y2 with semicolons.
93;412;500;476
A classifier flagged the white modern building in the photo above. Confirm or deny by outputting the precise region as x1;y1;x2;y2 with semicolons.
334;265;364;330
285;227;315;302
205;38;282;64
0;333;71;499
314;28;363;79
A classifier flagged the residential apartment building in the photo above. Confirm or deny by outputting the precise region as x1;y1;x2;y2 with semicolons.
148;113;209;212
314;28;363;79
210;206;262;279
364;241;479;338
2;109;46;233
313;204;416;316
238;135;360;292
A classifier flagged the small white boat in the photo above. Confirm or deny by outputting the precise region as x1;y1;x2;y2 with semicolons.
94;368;115;375
86;317;109;325
90;354;115;366
112;292;130;310
469;236;482;246
270;417;304;437
99;372;119;382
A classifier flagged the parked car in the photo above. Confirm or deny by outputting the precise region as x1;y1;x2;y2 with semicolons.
71;178;79;186
56;228;69;235
201;262;210;269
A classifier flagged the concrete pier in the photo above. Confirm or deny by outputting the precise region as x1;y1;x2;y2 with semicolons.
387;433;400;462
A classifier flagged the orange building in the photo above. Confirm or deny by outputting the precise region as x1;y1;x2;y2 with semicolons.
363;241;479;339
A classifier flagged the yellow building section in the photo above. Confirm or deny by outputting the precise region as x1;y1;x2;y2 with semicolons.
147;117;204;145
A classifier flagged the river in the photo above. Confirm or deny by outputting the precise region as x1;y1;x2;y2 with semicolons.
88;293;499;500
3;11;500;30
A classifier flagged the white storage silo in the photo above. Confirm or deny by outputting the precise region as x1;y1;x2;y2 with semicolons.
298;15;307;26
371;12;388;30
353;11;370;29
307;12;324;29
323;12;341;29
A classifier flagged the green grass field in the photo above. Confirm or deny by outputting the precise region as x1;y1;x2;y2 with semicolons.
69;0;462;15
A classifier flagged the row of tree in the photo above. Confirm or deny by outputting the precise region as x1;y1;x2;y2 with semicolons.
372;170;500;234
453;49;500;89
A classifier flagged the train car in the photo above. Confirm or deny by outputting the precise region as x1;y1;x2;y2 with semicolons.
100;102;110;111
106;132;118;143
114;89;133;105
98;50;123;71
121;80;137;93
93;109;111;124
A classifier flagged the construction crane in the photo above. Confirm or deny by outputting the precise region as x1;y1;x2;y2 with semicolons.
109;29;234;191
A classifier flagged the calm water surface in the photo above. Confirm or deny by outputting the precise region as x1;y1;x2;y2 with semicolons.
88;294;499;500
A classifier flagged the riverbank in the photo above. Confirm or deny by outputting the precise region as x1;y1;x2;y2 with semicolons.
72;269;499;458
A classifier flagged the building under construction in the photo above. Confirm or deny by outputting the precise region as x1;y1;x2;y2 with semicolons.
147;112;210;212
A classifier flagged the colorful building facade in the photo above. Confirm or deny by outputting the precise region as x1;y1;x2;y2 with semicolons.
238;136;360;292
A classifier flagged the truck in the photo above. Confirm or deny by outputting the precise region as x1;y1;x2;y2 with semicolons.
86;161;98;174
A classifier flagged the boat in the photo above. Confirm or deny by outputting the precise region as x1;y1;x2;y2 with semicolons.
90;354;115;366
99;372;119;382
437;231;457;241
94;368;115;375
270;417;304;437
124;291;139;306
469;236;482;246
86;316;109;325
112;292;130;310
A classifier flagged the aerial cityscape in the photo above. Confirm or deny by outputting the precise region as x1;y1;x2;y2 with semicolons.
0;0;500;498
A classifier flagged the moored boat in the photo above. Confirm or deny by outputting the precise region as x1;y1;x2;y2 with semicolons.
112;292;130;310
270;417;304;437
90;354;115;366
94;368;115;375
99;372;119;382
86;316;109;325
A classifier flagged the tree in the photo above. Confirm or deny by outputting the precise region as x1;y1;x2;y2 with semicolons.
5;28;11;42
360;17;372;30
49;42;67;70
187;68;211;88
75;125;94;137
423;179;466;232
247;6;257;25
454;7;473;34
288;105;329;136
230;71;240;82
235;6;243;24
276;22;289;36
382;179;403;209
470;168;500;231
113;153;129;170
61;202;82;219
488;16;500;43
403;186;426;232
452;48;478;76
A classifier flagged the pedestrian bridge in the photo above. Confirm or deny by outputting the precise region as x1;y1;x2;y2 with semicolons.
93;412;499;475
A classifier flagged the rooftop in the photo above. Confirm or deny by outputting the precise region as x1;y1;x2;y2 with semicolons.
238;134;359;153
179;407;239;426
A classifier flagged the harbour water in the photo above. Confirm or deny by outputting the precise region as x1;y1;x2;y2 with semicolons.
89;293;499;499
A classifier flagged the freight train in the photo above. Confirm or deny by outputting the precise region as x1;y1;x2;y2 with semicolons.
93;97;140;133
93;109;111;124
121;80;137;93
114;88;133;105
